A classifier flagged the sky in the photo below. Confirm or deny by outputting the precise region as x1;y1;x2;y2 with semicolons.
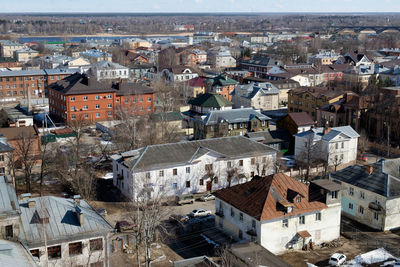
0;0;399;13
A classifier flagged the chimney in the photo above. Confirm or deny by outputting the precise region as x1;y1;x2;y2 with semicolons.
20;193;31;201
28;200;36;208
75;206;84;226
323;124;331;135
365;165;374;175
73;195;81;206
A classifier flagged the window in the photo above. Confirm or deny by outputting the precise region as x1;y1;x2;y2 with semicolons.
252;220;256;229
227;161;231;168
95;95;100;100
5;225;13;238
0;155;5;162
146;172;151;179
71;114;76;120
315;212;321;221
349;187;354;196
349;203;354;210
200;179;204;186
341;142;344;148
214;177;218;184
83;96;88;101
107;94;112;99
304;142;308;148
359;206;364;214
159;170;164;177
251;158;255;165
84;114;88;119
90;238;103;251
299;216;305;224
172;183;177;189
96;113;100;118
296;196;301;203
107;111;112;117
47;245;61;259
239;213;243;221
30;249;39;258
96;104;100;109
239;160;243;166
231;208;235;217
147;97;151;102
69;242;83;255
186;167;190;174
108;103;112;108
125;98;129;104
205;164;213;172
71;106;76;111
186;181;190;188
374;212;379;220
173;168;177;175
282;219;288;228
335;143;338;149
331;191;338;199
83;105;88;110
140;98;143;102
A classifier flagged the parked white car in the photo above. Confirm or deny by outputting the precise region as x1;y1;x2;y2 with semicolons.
200;193;215;202
329;253;346;266
189;209;212;217
280;156;296;168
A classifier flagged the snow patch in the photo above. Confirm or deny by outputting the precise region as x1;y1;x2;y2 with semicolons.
200;234;220;248
346;248;397;266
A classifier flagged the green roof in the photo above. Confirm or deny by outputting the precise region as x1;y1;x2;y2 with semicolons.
0;57;17;63
207;75;239;87
188;93;233;108
150;111;183;122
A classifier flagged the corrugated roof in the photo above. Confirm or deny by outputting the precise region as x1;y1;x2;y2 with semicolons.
116;136;277;172
294;126;359;141
0;176;20;216
213;173;327;221
202;108;270;126
19;196;113;247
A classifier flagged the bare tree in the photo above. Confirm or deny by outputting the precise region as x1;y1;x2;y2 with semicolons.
14;132;40;192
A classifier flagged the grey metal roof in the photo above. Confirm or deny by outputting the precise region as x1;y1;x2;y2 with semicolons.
202;108;271;126
0;141;14;153
19;196;113;247
295;126;359;141
44;69;76;75
235;82;280;100
0;175;20;217
330;161;400;198
246;129;291;144
0;70;46;77
116;136;277;172
0;239;38;267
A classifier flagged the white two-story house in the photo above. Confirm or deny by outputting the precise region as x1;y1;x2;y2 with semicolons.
111;136;277;200
213;174;342;254
294;125;359;167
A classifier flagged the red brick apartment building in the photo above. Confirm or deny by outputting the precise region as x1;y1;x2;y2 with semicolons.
48;73;154;122
0;69;75;100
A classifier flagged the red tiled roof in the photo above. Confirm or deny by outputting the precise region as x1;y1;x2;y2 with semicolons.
298;230;311;238
288;112;316;127
213;173;327;221
188;77;205;87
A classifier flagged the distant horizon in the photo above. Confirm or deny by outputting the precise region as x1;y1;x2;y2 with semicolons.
1;0;400;13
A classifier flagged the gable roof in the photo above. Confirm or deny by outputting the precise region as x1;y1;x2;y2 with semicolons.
0;126;39;140
0;176;20;217
235;82;280;99
246;129;291;144
294;126;359;141
206;75;238;87
113;136;277;172
213;173;327;221
150;111;183;122
19;196;113;247
187;77;205;87
288;112;315;127
202;108;270;126
188;93;233;108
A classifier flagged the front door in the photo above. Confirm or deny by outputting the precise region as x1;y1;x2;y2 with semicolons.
206;181;211;191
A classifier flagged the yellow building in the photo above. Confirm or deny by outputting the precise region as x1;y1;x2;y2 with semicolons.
288;86;344;120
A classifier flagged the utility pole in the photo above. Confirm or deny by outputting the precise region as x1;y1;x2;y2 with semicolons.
387;123;390;158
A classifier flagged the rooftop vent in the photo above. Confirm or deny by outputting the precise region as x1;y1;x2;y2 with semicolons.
365;165;374;175
75;206;84;226
73;195;81;206
28;200;36;208
20;193;31;201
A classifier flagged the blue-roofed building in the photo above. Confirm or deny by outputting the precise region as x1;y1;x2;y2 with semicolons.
294;125;359;168
329;158;400;231
80;49;112;63
18;196;113;267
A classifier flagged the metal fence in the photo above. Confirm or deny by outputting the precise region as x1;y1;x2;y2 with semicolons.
341;223;400;258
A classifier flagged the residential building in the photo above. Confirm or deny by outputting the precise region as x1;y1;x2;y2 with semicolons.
161;66;198;83
276;112;316;135
342;50;372;67
329;159;400;231
213;174;342;254
0;138;13;175
192;49;207;64
294;125;359;168
0;40;24;58
192;108;270;140
0;239;38;266
208;49;236;69
111;136;277;200
186;93;233;114
0;126;41;165
308;51;341;65
0;57;18;68
150;111;187;137
232;82;280;111
19;195;113;267
88;61;130;81
0;69;75;101
0;175;20;241
240;57;282;77
205;74;239;101
14;48;39;63
245;129;291;152
48;73;154;122
185;77;206;98
80;49;112;63
288;86;345;120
